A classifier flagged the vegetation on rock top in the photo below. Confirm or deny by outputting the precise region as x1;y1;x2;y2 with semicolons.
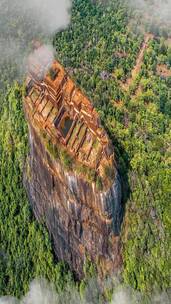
0;0;170;298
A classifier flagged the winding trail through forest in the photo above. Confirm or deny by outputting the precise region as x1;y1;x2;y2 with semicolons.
122;33;154;91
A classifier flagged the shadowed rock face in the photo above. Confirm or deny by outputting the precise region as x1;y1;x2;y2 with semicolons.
24;125;122;278
24;54;123;277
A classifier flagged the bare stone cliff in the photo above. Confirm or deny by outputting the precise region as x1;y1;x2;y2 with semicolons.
24;46;122;277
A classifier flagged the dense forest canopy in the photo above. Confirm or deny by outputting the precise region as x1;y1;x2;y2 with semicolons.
54;0;171;292
0;0;170;301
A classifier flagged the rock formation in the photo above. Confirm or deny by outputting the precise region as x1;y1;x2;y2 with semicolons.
24;46;122;278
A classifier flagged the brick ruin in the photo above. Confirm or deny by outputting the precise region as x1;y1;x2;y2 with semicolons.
24;48;115;180
23;47;122;277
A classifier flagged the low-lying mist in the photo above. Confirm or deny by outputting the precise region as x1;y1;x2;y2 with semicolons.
0;0;72;83
0;278;170;304
127;0;171;35
129;0;171;22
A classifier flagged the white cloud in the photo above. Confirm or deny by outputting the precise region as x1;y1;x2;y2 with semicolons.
128;0;171;24
0;0;73;81
0;278;170;304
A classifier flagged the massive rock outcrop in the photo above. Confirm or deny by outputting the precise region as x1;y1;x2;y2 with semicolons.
24;46;122;277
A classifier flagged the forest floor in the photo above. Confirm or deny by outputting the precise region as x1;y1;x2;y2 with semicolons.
156;64;171;78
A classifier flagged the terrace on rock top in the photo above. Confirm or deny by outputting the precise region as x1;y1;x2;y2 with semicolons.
24;51;115;179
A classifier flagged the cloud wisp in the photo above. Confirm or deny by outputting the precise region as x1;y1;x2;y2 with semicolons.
129;0;171;22
0;0;72;83
0;278;170;304
127;0;171;34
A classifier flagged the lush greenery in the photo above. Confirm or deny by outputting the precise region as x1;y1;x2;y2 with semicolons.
0;0;170;299
0;84;74;297
53;0;171;293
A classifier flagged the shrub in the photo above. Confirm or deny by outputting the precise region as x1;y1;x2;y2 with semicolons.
104;165;115;181
46;140;59;159
48;68;58;81
96;176;103;191
60;149;73;170
87;168;96;183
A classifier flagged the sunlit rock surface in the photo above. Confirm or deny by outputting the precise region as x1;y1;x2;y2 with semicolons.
24;47;122;277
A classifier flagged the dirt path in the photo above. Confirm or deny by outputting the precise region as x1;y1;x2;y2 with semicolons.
122;33;154;91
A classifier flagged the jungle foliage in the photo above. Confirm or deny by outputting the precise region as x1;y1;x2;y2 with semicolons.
0;84;74;297
53;0;171;293
0;0;170;298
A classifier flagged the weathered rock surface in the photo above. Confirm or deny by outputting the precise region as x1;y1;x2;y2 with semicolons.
24;49;123;277
25;125;122;277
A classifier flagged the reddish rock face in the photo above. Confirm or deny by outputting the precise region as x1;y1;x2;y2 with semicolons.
24;52;122;278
